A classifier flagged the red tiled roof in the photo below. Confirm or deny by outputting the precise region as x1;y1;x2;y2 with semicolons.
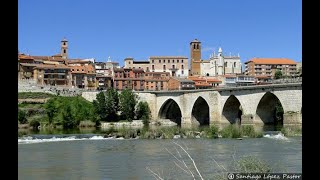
34;64;70;70
246;58;296;65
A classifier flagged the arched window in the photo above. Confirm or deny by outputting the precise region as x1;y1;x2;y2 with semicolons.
234;62;236;67
181;65;184;69
163;65;166;70
194;44;196;49
197;44;199;49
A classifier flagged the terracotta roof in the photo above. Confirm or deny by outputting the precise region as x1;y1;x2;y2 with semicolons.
18;54;34;60
19;63;38;67
245;58;296;65
132;69;145;72
149;56;188;59
31;55;65;62
188;76;222;83
34;64;70;70
145;72;170;75
68;60;92;64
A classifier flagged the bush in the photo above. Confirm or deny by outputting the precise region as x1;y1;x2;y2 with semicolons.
18;109;28;124
220;124;241;138
18;92;55;99
29;119;40;129
235;156;272;173
241;125;263;138
136;101;151;127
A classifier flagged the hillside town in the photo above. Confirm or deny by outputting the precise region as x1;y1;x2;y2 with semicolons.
18;38;302;92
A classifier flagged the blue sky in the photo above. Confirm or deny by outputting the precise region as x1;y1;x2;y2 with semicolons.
18;0;302;67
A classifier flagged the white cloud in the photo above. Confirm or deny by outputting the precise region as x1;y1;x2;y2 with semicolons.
201;46;215;52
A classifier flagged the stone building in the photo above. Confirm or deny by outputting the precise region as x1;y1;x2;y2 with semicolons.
124;56;189;77
145;72;170;91
190;39;241;77
244;58;297;79
167;77;195;90
113;68;145;91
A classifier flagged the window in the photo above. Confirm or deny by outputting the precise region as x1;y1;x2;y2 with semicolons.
173;60;175;63
181;70;184;74
64;49;66;53
159;60;161;63
168;60;170;63
146;67;149;72
182;60;183;63
234;62;236;67
163;59;165;63
194;44;196;49
152;65;155;70
181;65;184;69
129;62;131;64
177;60;179;63
152;60;154;63
163;65;166;70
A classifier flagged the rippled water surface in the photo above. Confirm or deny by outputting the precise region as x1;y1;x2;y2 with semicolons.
18;134;301;180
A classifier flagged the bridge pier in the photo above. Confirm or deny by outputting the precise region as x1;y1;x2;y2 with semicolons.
283;112;302;125
181;117;192;129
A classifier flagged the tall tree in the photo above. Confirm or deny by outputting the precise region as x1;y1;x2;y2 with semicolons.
274;70;282;79
105;88;119;121
93;91;107;121
119;89;137;121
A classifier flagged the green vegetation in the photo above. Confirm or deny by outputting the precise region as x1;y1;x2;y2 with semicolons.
135;101;151;127
274;101;284;125
217;124;263;138
274;70;282;79
241;125;263;138
119;89;137;121
18;91;151;130
235;156;272;173
29;119;40;130
281;125;302;136
18;92;55;99
18;109;27;124
42;96;97;129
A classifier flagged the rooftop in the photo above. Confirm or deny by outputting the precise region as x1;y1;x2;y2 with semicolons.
245;58;296;65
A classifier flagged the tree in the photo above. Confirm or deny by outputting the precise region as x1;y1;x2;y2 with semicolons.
105;88;119;121
62;104;75;129
274;70;282;79
93;91;108;121
119;89;137;121
45;97;58;124
18;109;27;124
135;101;151;127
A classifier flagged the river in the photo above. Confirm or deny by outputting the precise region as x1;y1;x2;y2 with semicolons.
18;131;301;180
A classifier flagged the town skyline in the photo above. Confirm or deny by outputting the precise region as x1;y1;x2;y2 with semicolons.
18;0;302;66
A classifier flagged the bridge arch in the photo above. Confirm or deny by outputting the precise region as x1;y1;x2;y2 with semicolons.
256;92;284;126
158;98;182;125
222;95;242;124
191;96;210;126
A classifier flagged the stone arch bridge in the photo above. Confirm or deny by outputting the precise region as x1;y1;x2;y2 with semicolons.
82;83;302;127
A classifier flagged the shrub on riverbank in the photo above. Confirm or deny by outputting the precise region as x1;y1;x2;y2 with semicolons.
18;92;55;99
241;125;263;138
18;109;27;124
44;96;97;129
281;126;302;136
220;124;242;138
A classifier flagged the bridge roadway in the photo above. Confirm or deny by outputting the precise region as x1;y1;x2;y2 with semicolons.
82;83;302;127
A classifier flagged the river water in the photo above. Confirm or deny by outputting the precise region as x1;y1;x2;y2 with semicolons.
18;132;301;180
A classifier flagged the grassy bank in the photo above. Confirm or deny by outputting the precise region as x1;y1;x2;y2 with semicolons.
18;92;55;99
101;124;264;139
281;125;302;137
